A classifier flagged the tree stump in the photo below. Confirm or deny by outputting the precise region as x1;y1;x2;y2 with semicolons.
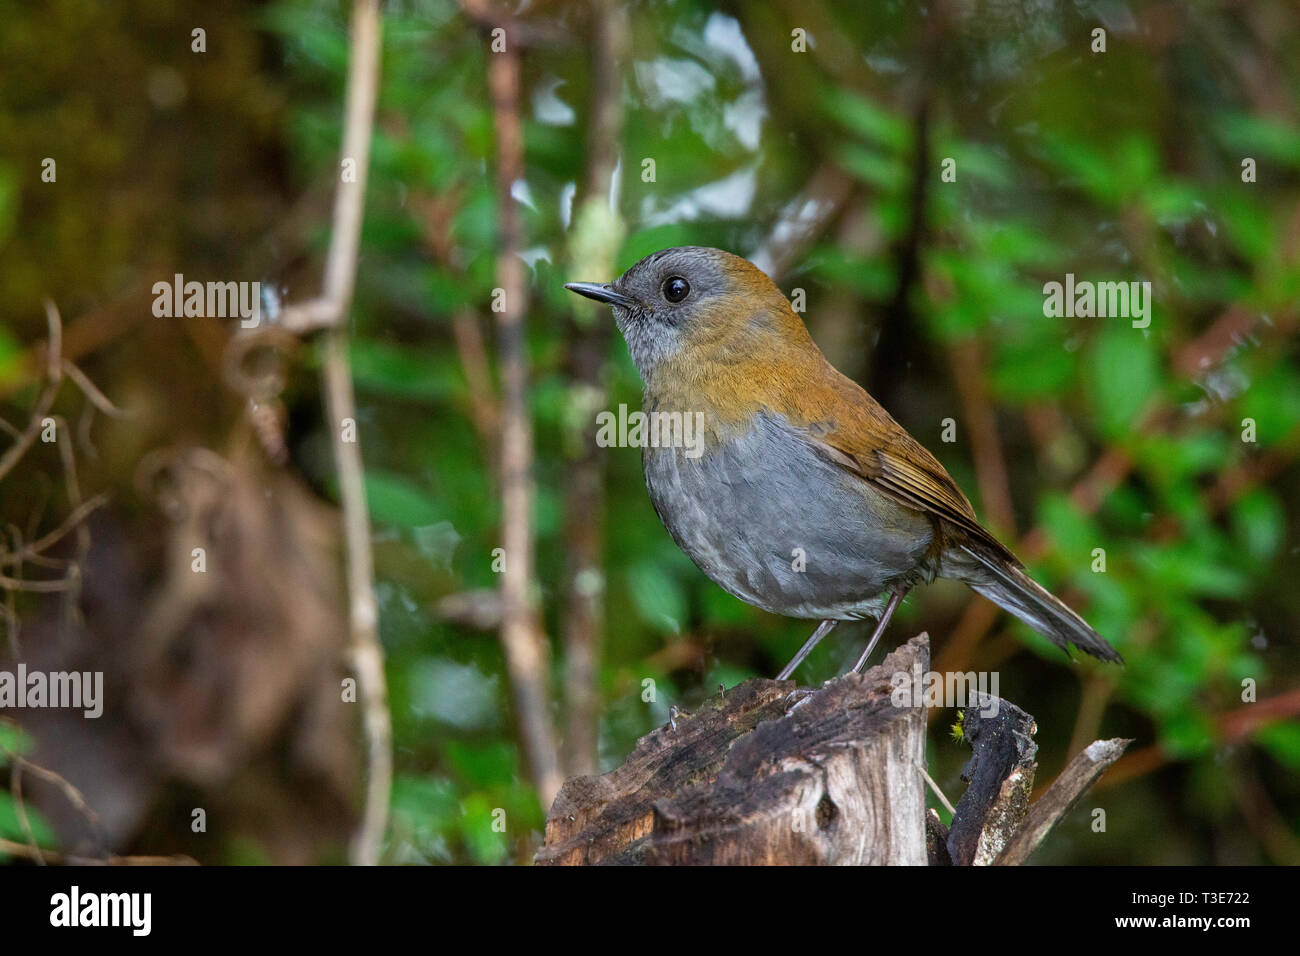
538;633;1130;866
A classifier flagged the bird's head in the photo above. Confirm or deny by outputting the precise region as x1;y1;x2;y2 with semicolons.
565;246;813;386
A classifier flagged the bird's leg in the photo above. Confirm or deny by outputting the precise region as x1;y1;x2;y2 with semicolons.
850;586;909;674
776;619;838;681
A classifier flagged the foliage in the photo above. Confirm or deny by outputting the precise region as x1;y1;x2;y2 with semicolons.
1;0;1296;864
260;0;1300;864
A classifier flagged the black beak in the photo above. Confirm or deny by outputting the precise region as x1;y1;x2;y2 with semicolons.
564;282;636;309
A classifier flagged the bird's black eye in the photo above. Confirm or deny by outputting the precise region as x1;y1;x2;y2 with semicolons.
662;276;690;303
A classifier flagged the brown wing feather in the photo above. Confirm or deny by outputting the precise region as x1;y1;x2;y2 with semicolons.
792;374;1016;564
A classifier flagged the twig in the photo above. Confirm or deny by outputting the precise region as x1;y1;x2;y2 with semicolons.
60;360;130;419
9;757;103;838
947;338;1015;536
270;0;390;864
9;760;43;865
322;0;389;867
917;761;957;816
0;575;74;593
1230;765;1300;866
448;310;499;450
1098;687;1300;792
995;737;1131;865
1066;670;1118;759
0;721;108;860
0;838;196;866
1;492;110;566
52;416;89;617
1;570;16;656
0;301;64;483
276;0;382;336
485;10;563;806
561;0;627;780
750;164;856;281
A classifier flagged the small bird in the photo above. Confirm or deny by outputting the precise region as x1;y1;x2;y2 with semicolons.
566;247;1122;678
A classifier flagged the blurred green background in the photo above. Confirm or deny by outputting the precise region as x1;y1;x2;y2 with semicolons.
1;0;1298;864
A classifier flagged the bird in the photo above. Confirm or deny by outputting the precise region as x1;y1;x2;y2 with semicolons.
565;246;1122;679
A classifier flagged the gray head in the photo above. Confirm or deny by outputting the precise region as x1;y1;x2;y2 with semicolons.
565;246;787;379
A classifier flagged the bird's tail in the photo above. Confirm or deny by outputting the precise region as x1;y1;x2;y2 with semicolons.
958;544;1123;664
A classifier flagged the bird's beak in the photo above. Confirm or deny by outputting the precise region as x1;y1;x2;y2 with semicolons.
564;282;635;309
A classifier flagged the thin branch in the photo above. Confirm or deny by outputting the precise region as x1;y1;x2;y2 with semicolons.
1;492;110;566
1230;765;1300;866
277;0;383;336
917;761;957;817
561;0;628;780
947;338;1015;536
0;575;75;593
0;721;108;860
485;9;563;806
51;417;88;624
994;737;1132;866
749;164;856;281
8;756;103;837
449;310;499;451
1099;687;1300;792
0;838;196;866
9;760;44;865
60;360;129;419
306;0;392;867
263;0;390;864
0;301;64;483
1066;670;1118;759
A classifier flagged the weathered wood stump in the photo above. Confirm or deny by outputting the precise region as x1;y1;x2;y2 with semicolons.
538;633;1130;866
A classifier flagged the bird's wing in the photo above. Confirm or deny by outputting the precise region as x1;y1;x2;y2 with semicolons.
790;384;1017;563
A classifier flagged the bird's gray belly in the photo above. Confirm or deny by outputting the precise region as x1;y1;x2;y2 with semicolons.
643;412;934;620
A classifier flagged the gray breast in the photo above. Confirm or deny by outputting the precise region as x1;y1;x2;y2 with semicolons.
642;411;934;620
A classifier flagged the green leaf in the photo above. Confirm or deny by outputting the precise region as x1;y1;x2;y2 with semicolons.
937;141;1013;190
1037;492;1100;565
348;340;461;401
1159;709;1215;759
1215;114;1300;170
364;471;440;527
0;791;55;848
809;249;894;299
821;89;909;151
1231;488;1285;564
1089;326;1161;439
836;144;908;192
992;334;1074;400
626;561;687;635
1213;191;1273;261
1038;135;1125;204
459;792;509;865
0;721;31;763
1137;543;1250;601
1238;361;1300;445
1256;722;1300;771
